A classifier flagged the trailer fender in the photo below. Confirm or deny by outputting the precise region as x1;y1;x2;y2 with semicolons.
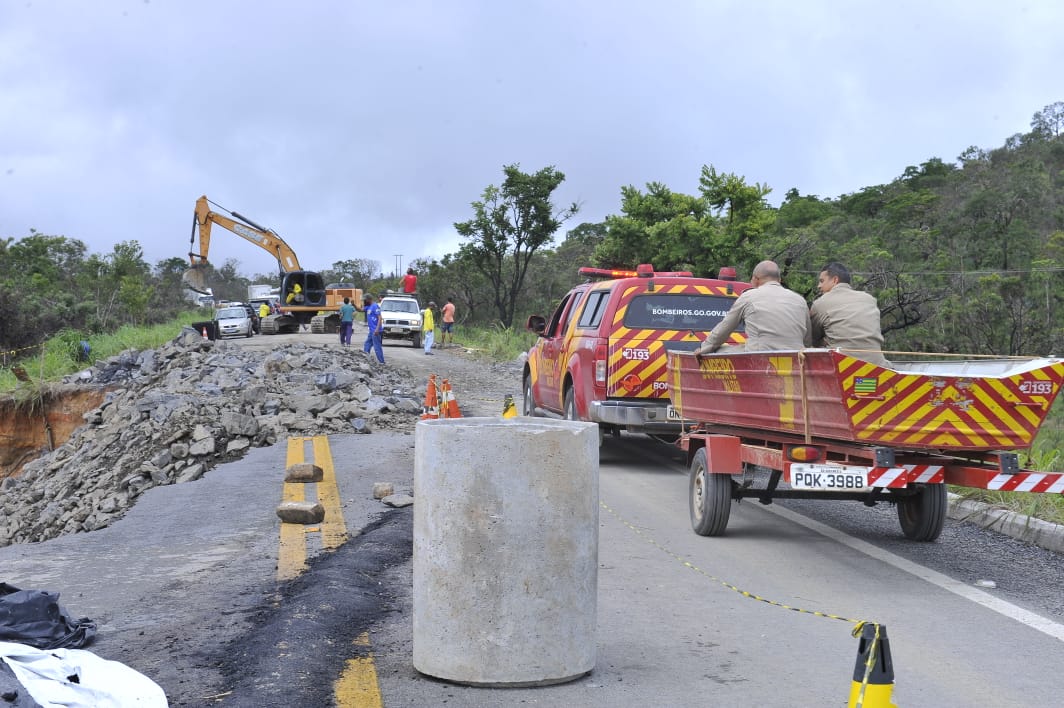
686;433;742;474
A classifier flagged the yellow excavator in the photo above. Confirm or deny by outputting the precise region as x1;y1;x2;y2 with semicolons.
183;195;360;334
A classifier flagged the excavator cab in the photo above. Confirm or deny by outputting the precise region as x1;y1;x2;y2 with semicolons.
281;271;327;309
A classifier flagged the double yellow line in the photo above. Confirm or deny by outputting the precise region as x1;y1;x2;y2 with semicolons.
277;435;383;707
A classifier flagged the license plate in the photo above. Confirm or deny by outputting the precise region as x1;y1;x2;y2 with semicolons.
390;327;405;334
790;464;869;490
666;404;684;421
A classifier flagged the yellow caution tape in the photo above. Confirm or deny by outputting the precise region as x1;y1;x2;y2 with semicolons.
601;500;891;703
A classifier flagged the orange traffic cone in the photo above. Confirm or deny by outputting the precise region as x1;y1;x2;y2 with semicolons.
420;374;440;420
440;379;462;418
201;326;209;340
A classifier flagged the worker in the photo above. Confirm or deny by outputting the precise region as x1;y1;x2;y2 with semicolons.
258;302;270;319
697;260;810;354
422;301;436;355
809;262;890;367
362;295;385;364
402;268;418;294
285;282;303;304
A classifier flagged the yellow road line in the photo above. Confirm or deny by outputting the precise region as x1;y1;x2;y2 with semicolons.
277;436;378;705
313;435;348;549
277;437;308;581
334;632;383;707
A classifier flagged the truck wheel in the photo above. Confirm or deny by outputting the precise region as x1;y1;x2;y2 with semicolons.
564;388;578;421
897;483;947;541
412;332;422;349
523;376;539;417
689;448;732;536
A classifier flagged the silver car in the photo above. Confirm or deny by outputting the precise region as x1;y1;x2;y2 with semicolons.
216;306;254;338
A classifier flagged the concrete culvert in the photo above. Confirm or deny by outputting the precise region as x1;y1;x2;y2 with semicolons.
412;417;599;686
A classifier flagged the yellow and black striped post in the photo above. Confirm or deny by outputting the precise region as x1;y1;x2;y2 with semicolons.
848;622;896;708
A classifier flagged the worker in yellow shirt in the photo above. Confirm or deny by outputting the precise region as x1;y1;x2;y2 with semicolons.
422;301;436;355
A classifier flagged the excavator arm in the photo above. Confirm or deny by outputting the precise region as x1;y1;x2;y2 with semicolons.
183;195;302;293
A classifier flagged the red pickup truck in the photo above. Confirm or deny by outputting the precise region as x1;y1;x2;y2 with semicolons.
523;264;750;443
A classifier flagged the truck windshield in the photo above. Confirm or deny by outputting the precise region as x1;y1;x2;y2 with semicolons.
623;293;742;332
383;300;419;313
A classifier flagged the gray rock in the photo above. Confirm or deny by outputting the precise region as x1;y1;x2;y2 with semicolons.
225;438;251;454
188;436;216;456
285;462;324;483
221;411;260;437
382;493;414;508
373;482;395;499
0;329;422;548
276;501;326;524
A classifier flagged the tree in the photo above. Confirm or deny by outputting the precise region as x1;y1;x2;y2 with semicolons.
454;164;578;327
325;258;381;286
1031;101;1064;139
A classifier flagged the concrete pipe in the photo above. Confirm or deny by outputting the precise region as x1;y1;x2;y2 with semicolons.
413;417;599;686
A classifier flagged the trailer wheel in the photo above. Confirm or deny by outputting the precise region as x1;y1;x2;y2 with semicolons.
689;448;732;536
897;483;947;541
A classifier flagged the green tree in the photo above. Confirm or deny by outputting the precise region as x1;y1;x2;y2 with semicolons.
1031;101;1064;139
454;164;578;327
324;258;381;286
595;183;714;271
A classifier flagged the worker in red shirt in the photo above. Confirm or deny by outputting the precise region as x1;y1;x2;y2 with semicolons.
401;268;418;294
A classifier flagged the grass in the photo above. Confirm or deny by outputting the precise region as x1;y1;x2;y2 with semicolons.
4;315;1064;525
953;414;1064;525
452;323;538;362
0;311;205;391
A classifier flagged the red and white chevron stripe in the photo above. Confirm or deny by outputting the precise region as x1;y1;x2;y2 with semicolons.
987;472;1064;494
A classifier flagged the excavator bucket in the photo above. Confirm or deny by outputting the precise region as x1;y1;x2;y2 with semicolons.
182;265;210;294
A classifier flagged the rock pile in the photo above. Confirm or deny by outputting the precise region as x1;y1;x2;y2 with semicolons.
0;327;423;547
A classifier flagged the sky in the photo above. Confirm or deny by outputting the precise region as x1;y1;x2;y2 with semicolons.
2;0;1063;282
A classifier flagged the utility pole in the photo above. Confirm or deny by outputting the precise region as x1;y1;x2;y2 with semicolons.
393;254;403;279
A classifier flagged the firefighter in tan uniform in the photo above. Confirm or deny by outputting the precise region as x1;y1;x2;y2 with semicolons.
809;262;890;367
697;260;811;354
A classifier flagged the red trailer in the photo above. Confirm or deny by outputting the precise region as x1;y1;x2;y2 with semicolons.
666;349;1064;541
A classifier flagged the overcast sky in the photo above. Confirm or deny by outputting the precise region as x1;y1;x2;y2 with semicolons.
2;1;1062;281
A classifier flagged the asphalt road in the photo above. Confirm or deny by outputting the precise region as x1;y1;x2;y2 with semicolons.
2;331;1063;706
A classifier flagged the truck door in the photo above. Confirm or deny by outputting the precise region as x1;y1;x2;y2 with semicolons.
539;290;583;412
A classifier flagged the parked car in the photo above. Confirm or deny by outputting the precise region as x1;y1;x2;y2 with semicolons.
379;292;422;348
229;301;261;334
215;306;254;338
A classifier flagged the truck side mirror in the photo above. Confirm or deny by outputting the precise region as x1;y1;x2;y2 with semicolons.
526;315;547;336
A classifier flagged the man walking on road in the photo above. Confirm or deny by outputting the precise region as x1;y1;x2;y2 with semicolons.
338;296;356;347
363;295;384;364
697;260;810;354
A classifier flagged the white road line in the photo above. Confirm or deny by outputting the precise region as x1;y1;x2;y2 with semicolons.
762;503;1064;643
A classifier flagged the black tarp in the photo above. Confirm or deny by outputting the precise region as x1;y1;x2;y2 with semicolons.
0;583;96;650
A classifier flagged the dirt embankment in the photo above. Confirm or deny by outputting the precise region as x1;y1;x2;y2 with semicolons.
0;387;110;480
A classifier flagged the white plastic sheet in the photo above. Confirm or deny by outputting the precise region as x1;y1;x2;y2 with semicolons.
0;641;167;707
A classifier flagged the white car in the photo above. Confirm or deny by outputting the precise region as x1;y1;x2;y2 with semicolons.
379;293;422;348
215;306;254;338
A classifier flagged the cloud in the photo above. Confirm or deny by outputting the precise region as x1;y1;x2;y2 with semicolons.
1;0;1061;278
